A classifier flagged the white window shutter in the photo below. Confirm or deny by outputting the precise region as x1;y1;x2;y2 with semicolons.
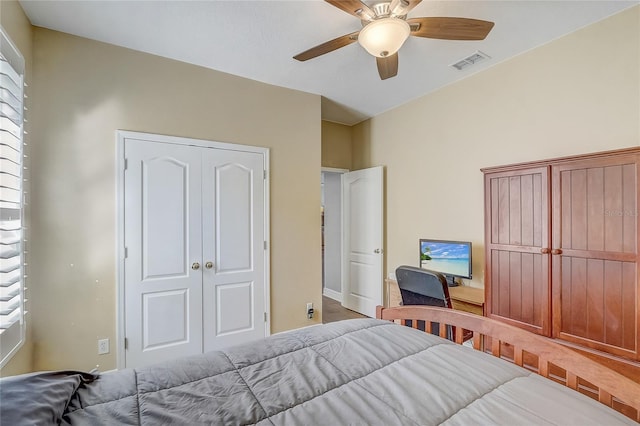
0;27;26;368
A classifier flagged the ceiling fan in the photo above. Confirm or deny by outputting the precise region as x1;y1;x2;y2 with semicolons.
294;0;494;80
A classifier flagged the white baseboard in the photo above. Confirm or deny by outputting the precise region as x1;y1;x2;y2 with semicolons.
323;287;342;302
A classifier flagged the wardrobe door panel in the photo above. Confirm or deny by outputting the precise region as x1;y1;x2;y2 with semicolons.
485;167;550;335
552;155;639;360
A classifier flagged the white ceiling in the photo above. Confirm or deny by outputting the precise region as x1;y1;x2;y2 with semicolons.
19;0;639;125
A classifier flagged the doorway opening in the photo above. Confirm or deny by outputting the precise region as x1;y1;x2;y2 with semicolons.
321;166;384;321
321;168;347;302
321;168;352;323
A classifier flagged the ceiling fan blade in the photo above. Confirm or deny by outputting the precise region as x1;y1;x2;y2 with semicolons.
408;17;494;40
376;53;399;80
325;0;375;20
293;31;360;62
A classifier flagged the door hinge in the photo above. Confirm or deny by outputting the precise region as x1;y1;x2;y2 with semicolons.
124;247;128;259
264;312;268;322
263;170;267;180
124;337;128;350
124;158;128;171
264;241;267;250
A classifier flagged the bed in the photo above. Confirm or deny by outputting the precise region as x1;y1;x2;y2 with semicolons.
1;306;639;425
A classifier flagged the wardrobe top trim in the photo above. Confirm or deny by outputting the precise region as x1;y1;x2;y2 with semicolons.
481;146;640;174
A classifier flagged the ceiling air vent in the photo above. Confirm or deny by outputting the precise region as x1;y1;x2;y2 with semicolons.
451;51;491;71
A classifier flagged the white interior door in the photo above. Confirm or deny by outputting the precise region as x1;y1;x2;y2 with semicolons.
202;149;266;351
124;139;203;368
341;166;384;317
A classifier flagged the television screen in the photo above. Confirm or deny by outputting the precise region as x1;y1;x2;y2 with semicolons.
419;239;472;279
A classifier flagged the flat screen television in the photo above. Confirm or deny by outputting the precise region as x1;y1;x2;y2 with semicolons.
419;239;472;284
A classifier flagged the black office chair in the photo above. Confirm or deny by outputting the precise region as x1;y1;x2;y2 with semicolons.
395;265;471;341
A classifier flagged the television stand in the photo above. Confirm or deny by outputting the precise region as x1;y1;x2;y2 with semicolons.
445;274;459;287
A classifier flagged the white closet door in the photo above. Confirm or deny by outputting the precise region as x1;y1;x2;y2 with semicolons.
201;149;266;351
124;139;203;368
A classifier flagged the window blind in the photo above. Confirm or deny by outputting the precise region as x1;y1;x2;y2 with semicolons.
0;27;26;368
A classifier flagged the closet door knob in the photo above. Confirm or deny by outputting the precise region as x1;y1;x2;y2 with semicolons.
205;261;214;269
540;248;551;254
192;262;200;270
550;249;563;255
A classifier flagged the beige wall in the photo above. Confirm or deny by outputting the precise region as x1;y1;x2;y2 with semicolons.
353;6;640;288
0;0;34;377
27;28;322;372
321;120;352;169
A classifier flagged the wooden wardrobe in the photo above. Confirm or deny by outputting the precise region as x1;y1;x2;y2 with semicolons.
482;147;640;379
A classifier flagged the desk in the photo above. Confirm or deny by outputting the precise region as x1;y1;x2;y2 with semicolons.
448;286;484;316
386;279;485;316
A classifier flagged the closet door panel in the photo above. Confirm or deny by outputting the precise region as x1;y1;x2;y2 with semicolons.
215;163;253;273
142;158;191;278
202;149;266;352
124;139;203;368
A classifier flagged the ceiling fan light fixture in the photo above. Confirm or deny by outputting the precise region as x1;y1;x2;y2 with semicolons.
358;18;411;58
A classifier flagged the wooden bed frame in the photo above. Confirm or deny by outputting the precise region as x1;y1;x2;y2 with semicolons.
376;305;640;422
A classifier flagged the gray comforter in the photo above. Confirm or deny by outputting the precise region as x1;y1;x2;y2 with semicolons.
2;319;635;425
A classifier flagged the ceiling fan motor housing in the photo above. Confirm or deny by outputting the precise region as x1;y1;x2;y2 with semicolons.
363;1;409;21
372;2;391;17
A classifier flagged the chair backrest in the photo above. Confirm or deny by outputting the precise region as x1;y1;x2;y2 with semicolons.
395;266;453;338
395;265;452;308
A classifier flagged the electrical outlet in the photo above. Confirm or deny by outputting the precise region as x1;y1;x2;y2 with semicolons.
306;302;314;319
98;338;110;355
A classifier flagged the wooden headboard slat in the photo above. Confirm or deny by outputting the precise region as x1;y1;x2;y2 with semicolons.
514;347;523;367
491;339;500;357
439;323;447;338
599;389;613;406
567;372;578;390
